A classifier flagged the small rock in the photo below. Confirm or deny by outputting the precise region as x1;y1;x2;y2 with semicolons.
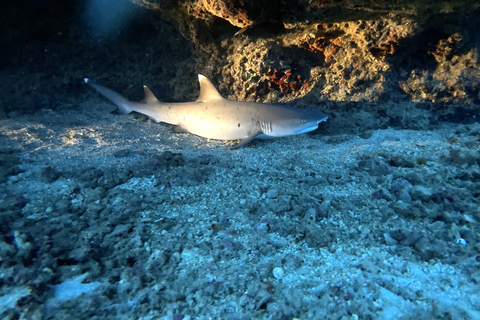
389;156;415;168
40;166;60;183
449;148;477;166
266;189;279;199
13;231;32;258
410;185;432;202
384;233;398;245
152;151;185;168
201;0;255;28
0;241;16;259
272;267;284;280
372;188;394;201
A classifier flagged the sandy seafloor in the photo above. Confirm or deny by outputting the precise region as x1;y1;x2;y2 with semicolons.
0;96;479;319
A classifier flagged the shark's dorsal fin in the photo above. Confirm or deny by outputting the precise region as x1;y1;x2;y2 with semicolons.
143;85;160;104
196;74;224;102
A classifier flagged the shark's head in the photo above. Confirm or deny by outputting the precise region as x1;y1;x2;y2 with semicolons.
266;108;328;137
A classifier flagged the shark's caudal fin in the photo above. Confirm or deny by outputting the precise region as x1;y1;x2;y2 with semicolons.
84;78;133;115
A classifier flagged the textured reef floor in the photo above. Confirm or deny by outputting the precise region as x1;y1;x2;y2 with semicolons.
0;0;479;319
1;99;479;319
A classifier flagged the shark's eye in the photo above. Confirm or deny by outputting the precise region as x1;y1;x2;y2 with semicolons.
301;119;307;123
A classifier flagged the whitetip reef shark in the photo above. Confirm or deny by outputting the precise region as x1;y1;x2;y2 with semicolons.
84;75;327;148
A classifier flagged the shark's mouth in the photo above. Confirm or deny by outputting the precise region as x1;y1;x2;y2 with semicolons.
295;117;328;134
297;124;318;134
295;124;319;134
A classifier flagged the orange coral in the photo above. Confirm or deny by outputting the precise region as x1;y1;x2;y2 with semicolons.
304;36;340;63
266;69;308;96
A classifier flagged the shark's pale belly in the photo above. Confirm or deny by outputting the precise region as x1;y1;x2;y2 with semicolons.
165;101;256;140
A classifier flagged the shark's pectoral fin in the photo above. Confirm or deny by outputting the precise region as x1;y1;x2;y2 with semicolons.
172;125;190;134
231;130;263;149
111;109;123;115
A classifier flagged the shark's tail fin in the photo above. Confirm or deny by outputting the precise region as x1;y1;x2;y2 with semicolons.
84;78;132;115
